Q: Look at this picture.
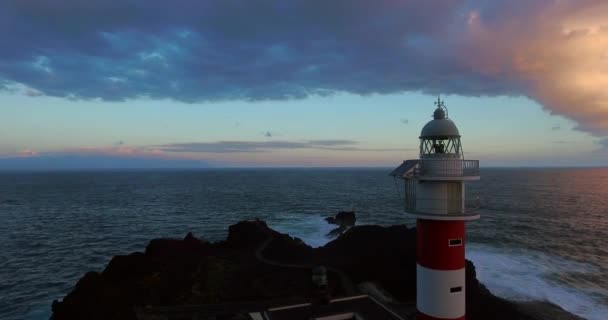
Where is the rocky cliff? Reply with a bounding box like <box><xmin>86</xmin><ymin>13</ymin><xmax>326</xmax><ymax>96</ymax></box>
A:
<box><xmin>50</xmin><ymin>220</ymin><xmax>583</xmax><ymax>320</ymax></box>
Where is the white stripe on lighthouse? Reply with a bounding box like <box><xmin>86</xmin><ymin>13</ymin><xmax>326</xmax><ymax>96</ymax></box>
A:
<box><xmin>417</xmin><ymin>264</ymin><xmax>465</xmax><ymax>319</ymax></box>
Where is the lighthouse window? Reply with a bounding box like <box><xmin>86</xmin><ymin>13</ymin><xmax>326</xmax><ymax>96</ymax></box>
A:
<box><xmin>448</xmin><ymin>238</ymin><xmax>463</xmax><ymax>246</ymax></box>
<box><xmin>450</xmin><ymin>286</ymin><xmax>463</xmax><ymax>293</ymax></box>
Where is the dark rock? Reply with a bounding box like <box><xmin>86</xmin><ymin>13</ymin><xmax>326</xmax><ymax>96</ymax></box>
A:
<box><xmin>326</xmin><ymin>211</ymin><xmax>356</xmax><ymax>228</ymax></box>
<box><xmin>51</xmin><ymin>220</ymin><xmax>582</xmax><ymax>320</ymax></box>
<box><xmin>184</xmin><ymin>232</ymin><xmax>196</xmax><ymax>241</ymax></box>
<box><xmin>325</xmin><ymin>211</ymin><xmax>357</xmax><ymax>237</ymax></box>
<box><xmin>145</xmin><ymin>234</ymin><xmax>211</xmax><ymax>258</ymax></box>
<box><xmin>326</xmin><ymin>225</ymin><xmax>348</xmax><ymax>238</ymax></box>
<box><xmin>261</xmin><ymin>232</ymin><xmax>314</xmax><ymax>265</ymax></box>
<box><xmin>225</xmin><ymin>219</ymin><xmax>270</xmax><ymax>250</ymax></box>
<box><xmin>319</xmin><ymin>225</ymin><xmax>417</xmax><ymax>299</ymax></box>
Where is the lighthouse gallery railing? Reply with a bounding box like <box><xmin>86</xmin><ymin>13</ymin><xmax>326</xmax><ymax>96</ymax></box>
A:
<box><xmin>417</xmin><ymin>159</ymin><xmax>479</xmax><ymax>177</ymax></box>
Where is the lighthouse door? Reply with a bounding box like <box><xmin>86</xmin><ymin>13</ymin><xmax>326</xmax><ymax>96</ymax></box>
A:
<box><xmin>447</xmin><ymin>182</ymin><xmax>462</xmax><ymax>214</ymax></box>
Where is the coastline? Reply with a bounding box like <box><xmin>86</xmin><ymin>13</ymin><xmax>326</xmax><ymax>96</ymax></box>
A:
<box><xmin>50</xmin><ymin>220</ymin><xmax>583</xmax><ymax>320</ymax></box>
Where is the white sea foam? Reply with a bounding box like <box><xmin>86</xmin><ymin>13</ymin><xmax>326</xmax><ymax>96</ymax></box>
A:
<box><xmin>269</xmin><ymin>215</ymin><xmax>335</xmax><ymax>248</ymax></box>
<box><xmin>468</xmin><ymin>243</ymin><xmax>608</xmax><ymax>320</ymax></box>
<box><xmin>271</xmin><ymin>219</ymin><xmax>608</xmax><ymax>320</ymax></box>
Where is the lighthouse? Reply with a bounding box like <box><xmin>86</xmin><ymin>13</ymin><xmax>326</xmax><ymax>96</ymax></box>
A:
<box><xmin>390</xmin><ymin>98</ymin><xmax>480</xmax><ymax>320</ymax></box>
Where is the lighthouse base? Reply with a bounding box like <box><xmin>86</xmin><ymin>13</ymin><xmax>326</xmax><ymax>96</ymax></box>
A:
<box><xmin>416</xmin><ymin>219</ymin><xmax>467</xmax><ymax>320</ymax></box>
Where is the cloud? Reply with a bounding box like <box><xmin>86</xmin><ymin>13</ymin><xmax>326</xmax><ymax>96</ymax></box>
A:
<box><xmin>1</xmin><ymin>1</ymin><xmax>608</xmax><ymax>135</ymax></box>
<box><xmin>24</xmin><ymin>88</ymin><xmax>43</xmax><ymax>97</ymax></box>
<box><xmin>598</xmin><ymin>138</ymin><xmax>608</xmax><ymax>149</ymax></box>
<box><xmin>462</xmin><ymin>0</ymin><xmax>608</xmax><ymax>136</ymax></box>
<box><xmin>1</xmin><ymin>145</ymin><xmax>173</xmax><ymax>160</ymax></box>
<box><xmin>2</xmin><ymin>140</ymin><xmax>403</xmax><ymax>162</ymax></box>
<box><xmin>0</xmin><ymin>139</ymin><xmax>408</xmax><ymax>169</ymax></box>
<box><xmin>591</xmin><ymin>137</ymin><xmax>608</xmax><ymax>155</ymax></box>
<box><xmin>16</xmin><ymin>149</ymin><xmax>38</xmax><ymax>157</ymax></box>
<box><xmin>155</xmin><ymin>140</ymin><xmax>403</xmax><ymax>153</ymax></box>
<box><xmin>307</xmin><ymin>140</ymin><xmax>357</xmax><ymax>146</ymax></box>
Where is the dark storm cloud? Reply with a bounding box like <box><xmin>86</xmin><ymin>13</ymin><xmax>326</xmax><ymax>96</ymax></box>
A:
<box><xmin>2</xmin><ymin>1</ymin><xmax>608</xmax><ymax>136</ymax></box>
<box><xmin>156</xmin><ymin>140</ymin><xmax>402</xmax><ymax>153</ymax></box>
<box><xmin>0</xmin><ymin>0</ymin><xmax>514</xmax><ymax>102</ymax></box>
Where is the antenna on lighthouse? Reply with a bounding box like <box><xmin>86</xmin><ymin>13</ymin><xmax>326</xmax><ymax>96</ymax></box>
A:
<box><xmin>434</xmin><ymin>95</ymin><xmax>448</xmax><ymax>119</ymax></box>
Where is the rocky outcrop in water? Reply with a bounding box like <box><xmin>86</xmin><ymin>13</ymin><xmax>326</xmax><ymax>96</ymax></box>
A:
<box><xmin>325</xmin><ymin>211</ymin><xmax>356</xmax><ymax>227</ymax></box>
<box><xmin>325</xmin><ymin>211</ymin><xmax>356</xmax><ymax>237</ymax></box>
<box><xmin>50</xmin><ymin>220</ymin><xmax>583</xmax><ymax>320</ymax></box>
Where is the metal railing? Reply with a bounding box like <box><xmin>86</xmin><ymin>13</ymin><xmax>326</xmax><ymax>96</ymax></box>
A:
<box><xmin>416</xmin><ymin>159</ymin><xmax>479</xmax><ymax>177</ymax></box>
<box><xmin>404</xmin><ymin>197</ymin><xmax>480</xmax><ymax>214</ymax></box>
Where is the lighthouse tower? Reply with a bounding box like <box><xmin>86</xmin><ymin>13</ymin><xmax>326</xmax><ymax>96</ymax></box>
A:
<box><xmin>390</xmin><ymin>98</ymin><xmax>480</xmax><ymax>320</ymax></box>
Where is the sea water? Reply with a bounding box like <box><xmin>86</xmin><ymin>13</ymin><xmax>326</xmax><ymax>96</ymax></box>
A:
<box><xmin>0</xmin><ymin>168</ymin><xmax>607</xmax><ymax>320</ymax></box>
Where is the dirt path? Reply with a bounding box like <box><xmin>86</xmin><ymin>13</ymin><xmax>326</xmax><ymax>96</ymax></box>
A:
<box><xmin>253</xmin><ymin>226</ymin><xmax>357</xmax><ymax>296</ymax></box>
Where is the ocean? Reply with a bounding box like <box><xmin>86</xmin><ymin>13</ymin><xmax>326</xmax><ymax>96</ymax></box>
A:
<box><xmin>0</xmin><ymin>168</ymin><xmax>607</xmax><ymax>320</ymax></box>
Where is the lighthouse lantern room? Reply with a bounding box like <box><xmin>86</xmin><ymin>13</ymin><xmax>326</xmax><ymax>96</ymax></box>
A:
<box><xmin>390</xmin><ymin>98</ymin><xmax>480</xmax><ymax>320</ymax></box>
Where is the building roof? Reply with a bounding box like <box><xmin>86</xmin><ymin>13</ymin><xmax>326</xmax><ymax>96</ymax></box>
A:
<box><xmin>135</xmin><ymin>295</ymin><xmax>407</xmax><ymax>320</ymax></box>
<box><xmin>264</xmin><ymin>295</ymin><xmax>405</xmax><ymax>320</ymax></box>
<box><xmin>135</xmin><ymin>298</ymin><xmax>304</xmax><ymax>320</ymax></box>
<box><xmin>389</xmin><ymin>160</ymin><xmax>420</xmax><ymax>179</ymax></box>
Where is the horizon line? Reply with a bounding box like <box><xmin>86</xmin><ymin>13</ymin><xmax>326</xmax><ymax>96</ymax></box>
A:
<box><xmin>1</xmin><ymin>165</ymin><xmax>607</xmax><ymax>173</ymax></box>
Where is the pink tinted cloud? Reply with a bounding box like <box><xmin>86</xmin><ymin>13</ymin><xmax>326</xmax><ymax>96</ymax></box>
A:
<box><xmin>16</xmin><ymin>149</ymin><xmax>39</xmax><ymax>157</ymax></box>
<box><xmin>461</xmin><ymin>0</ymin><xmax>608</xmax><ymax>136</ymax></box>
<box><xmin>61</xmin><ymin>145</ymin><xmax>188</xmax><ymax>160</ymax></box>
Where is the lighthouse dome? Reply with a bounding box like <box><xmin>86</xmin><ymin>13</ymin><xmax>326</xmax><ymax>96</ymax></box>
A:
<box><xmin>420</xmin><ymin>104</ymin><xmax>460</xmax><ymax>139</ymax></box>
<box><xmin>420</xmin><ymin>118</ymin><xmax>460</xmax><ymax>139</ymax></box>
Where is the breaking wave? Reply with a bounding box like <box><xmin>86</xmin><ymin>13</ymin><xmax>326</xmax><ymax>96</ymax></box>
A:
<box><xmin>468</xmin><ymin>243</ymin><xmax>608</xmax><ymax>320</ymax></box>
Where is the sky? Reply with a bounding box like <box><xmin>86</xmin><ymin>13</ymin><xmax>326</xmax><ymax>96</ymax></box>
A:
<box><xmin>1</xmin><ymin>0</ymin><xmax>607</xmax><ymax>169</ymax></box>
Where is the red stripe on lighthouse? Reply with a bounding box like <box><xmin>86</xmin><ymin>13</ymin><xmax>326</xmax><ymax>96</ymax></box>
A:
<box><xmin>417</xmin><ymin>220</ymin><xmax>465</xmax><ymax>270</ymax></box>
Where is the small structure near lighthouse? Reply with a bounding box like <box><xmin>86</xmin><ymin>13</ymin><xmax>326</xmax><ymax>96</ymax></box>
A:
<box><xmin>390</xmin><ymin>98</ymin><xmax>480</xmax><ymax>320</ymax></box>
